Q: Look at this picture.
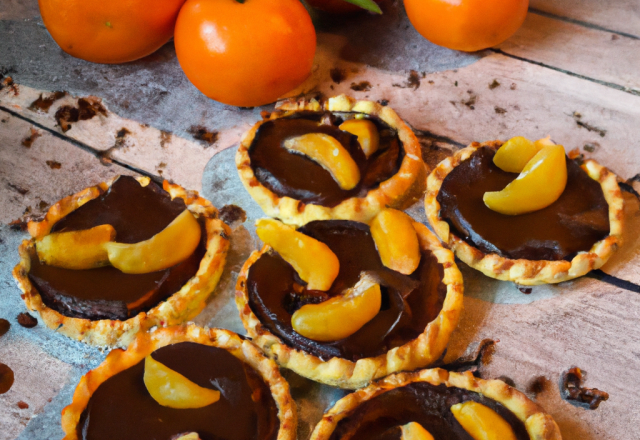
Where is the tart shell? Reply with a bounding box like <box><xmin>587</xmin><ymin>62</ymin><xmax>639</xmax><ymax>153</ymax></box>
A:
<box><xmin>12</xmin><ymin>176</ymin><xmax>231</xmax><ymax>347</ymax></box>
<box><xmin>60</xmin><ymin>324</ymin><xmax>297</xmax><ymax>440</ymax></box>
<box><xmin>425</xmin><ymin>141</ymin><xmax>624</xmax><ymax>286</ymax></box>
<box><xmin>309</xmin><ymin>368</ymin><xmax>562</xmax><ymax>440</ymax></box>
<box><xmin>236</xmin><ymin>95</ymin><xmax>427</xmax><ymax>226</ymax></box>
<box><xmin>235</xmin><ymin>221</ymin><xmax>464</xmax><ymax>389</ymax></box>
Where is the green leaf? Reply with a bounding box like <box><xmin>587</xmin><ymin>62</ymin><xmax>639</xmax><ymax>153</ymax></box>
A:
<box><xmin>342</xmin><ymin>0</ymin><xmax>382</xmax><ymax>14</ymax></box>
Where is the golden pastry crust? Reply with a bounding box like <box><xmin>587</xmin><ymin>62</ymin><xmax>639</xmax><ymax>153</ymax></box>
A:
<box><xmin>61</xmin><ymin>324</ymin><xmax>296</xmax><ymax>440</ymax></box>
<box><xmin>236</xmin><ymin>95</ymin><xmax>427</xmax><ymax>226</ymax></box>
<box><xmin>425</xmin><ymin>141</ymin><xmax>624</xmax><ymax>286</ymax></box>
<box><xmin>235</xmin><ymin>221</ymin><xmax>464</xmax><ymax>389</ymax></box>
<box><xmin>12</xmin><ymin>176</ymin><xmax>231</xmax><ymax>347</ymax></box>
<box><xmin>310</xmin><ymin>368</ymin><xmax>562</xmax><ymax>440</ymax></box>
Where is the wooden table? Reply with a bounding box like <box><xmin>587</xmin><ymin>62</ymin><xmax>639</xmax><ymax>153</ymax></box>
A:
<box><xmin>1</xmin><ymin>1</ymin><xmax>639</xmax><ymax>439</ymax></box>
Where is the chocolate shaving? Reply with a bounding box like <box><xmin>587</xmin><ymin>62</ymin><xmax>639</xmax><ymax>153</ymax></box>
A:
<box><xmin>218</xmin><ymin>204</ymin><xmax>247</xmax><ymax>227</ymax></box>
<box><xmin>17</xmin><ymin>312</ymin><xmax>38</xmax><ymax>328</ymax></box>
<box><xmin>436</xmin><ymin>339</ymin><xmax>498</xmax><ymax>377</ymax></box>
<box><xmin>560</xmin><ymin>367</ymin><xmax>609</xmax><ymax>410</ymax></box>
<box><xmin>0</xmin><ymin>363</ymin><xmax>14</xmax><ymax>394</ymax></box>
<box><xmin>0</xmin><ymin>319</ymin><xmax>10</xmax><ymax>337</ymax></box>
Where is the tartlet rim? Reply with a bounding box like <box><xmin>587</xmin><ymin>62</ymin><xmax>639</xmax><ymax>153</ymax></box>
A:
<box><xmin>12</xmin><ymin>175</ymin><xmax>231</xmax><ymax>347</ymax></box>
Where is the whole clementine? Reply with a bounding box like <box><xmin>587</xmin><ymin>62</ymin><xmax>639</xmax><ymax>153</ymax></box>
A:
<box><xmin>403</xmin><ymin>0</ymin><xmax>529</xmax><ymax>52</ymax></box>
<box><xmin>39</xmin><ymin>0</ymin><xmax>186</xmax><ymax>64</ymax></box>
<box><xmin>174</xmin><ymin>0</ymin><xmax>316</xmax><ymax>107</ymax></box>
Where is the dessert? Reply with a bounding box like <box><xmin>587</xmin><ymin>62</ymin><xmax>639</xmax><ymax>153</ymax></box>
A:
<box><xmin>61</xmin><ymin>324</ymin><xmax>296</xmax><ymax>440</ymax></box>
<box><xmin>425</xmin><ymin>140</ymin><xmax>624</xmax><ymax>285</ymax></box>
<box><xmin>236</xmin><ymin>95</ymin><xmax>426</xmax><ymax>226</ymax></box>
<box><xmin>310</xmin><ymin>368</ymin><xmax>562</xmax><ymax>440</ymax></box>
<box><xmin>13</xmin><ymin>175</ymin><xmax>231</xmax><ymax>347</ymax></box>
<box><xmin>235</xmin><ymin>213</ymin><xmax>463</xmax><ymax>389</ymax></box>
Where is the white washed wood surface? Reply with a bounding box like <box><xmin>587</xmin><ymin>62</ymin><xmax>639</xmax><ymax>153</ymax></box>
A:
<box><xmin>1</xmin><ymin>1</ymin><xmax>640</xmax><ymax>439</ymax></box>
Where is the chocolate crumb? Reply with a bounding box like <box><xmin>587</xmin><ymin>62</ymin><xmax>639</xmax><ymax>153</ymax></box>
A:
<box><xmin>17</xmin><ymin>312</ymin><xmax>38</xmax><ymax>328</ymax></box>
<box><xmin>494</xmin><ymin>106</ymin><xmax>507</xmax><ymax>114</ymax></box>
<box><xmin>0</xmin><ymin>319</ymin><xmax>10</xmax><ymax>337</ymax></box>
<box><xmin>77</xmin><ymin>98</ymin><xmax>107</xmax><ymax>120</ymax></box>
<box><xmin>527</xmin><ymin>376</ymin><xmax>549</xmax><ymax>396</ymax></box>
<box><xmin>438</xmin><ymin>339</ymin><xmax>498</xmax><ymax>377</ymax></box>
<box><xmin>160</xmin><ymin>130</ymin><xmax>172</xmax><ymax>148</ymax></box>
<box><xmin>38</xmin><ymin>200</ymin><xmax>49</xmax><ymax>211</ymax></box>
<box><xmin>329</xmin><ymin>68</ymin><xmax>346</xmax><ymax>84</ymax></box>
<box><xmin>21</xmin><ymin>128</ymin><xmax>41</xmax><ymax>148</ymax></box>
<box><xmin>9</xmin><ymin>219</ymin><xmax>28</xmax><ymax>231</ymax></box>
<box><xmin>510</xmin><ymin>83</ymin><xmax>517</xmax><ymax>90</ymax></box>
<box><xmin>560</xmin><ymin>367</ymin><xmax>609</xmax><ymax>410</ymax></box>
<box><xmin>7</xmin><ymin>182</ymin><xmax>29</xmax><ymax>195</ymax></box>
<box><xmin>489</xmin><ymin>79</ymin><xmax>501</xmax><ymax>90</ymax></box>
<box><xmin>54</xmin><ymin>105</ymin><xmax>79</xmax><ymax>132</ymax></box>
<box><xmin>350</xmin><ymin>81</ymin><xmax>371</xmax><ymax>92</ymax></box>
<box><xmin>518</xmin><ymin>286</ymin><xmax>533</xmax><ymax>294</ymax></box>
<box><xmin>46</xmin><ymin>160</ymin><xmax>62</xmax><ymax>169</ymax></box>
<box><xmin>377</xmin><ymin>99</ymin><xmax>389</xmax><ymax>106</ymax></box>
<box><xmin>0</xmin><ymin>363</ymin><xmax>14</xmax><ymax>394</ymax></box>
<box><xmin>17</xmin><ymin>401</ymin><xmax>29</xmax><ymax>409</ymax></box>
<box><xmin>188</xmin><ymin>125</ymin><xmax>219</xmax><ymax>146</ymax></box>
<box><xmin>583</xmin><ymin>143</ymin><xmax>598</xmax><ymax>153</ymax></box>
<box><xmin>28</xmin><ymin>91</ymin><xmax>67</xmax><ymax>113</ymax></box>
<box><xmin>219</xmin><ymin>205</ymin><xmax>247</xmax><ymax>227</ymax></box>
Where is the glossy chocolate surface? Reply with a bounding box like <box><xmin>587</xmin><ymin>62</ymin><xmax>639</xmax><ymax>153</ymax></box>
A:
<box><xmin>29</xmin><ymin>176</ymin><xmax>204</xmax><ymax>321</ymax></box>
<box><xmin>329</xmin><ymin>382</ymin><xmax>529</xmax><ymax>440</ymax></box>
<box><xmin>247</xmin><ymin>220</ymin><xmax>447</xmax><ymax>362</ymax></box>
<box><xmin>249</xmin><ymin>112</ymin><xmax>403</xmax><ymax>207</ymax></box>
<box><xmin>77</xmin><ymin>342</ymin><xmax>279</xmax><ymax>440</ymax></box>
<box><xmin>437</xmin><ymin>147</ymin><xmax>610</xmax><ymax>261</ymax></box>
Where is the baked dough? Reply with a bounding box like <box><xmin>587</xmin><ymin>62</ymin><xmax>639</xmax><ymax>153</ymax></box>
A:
<box><xmin>425</xmin><ymin>141</ymin><xmax>624</xmax><ymax>285</ymax></box>
<box><xmin>13</xmin><ymin>176</ymin><xmax>231</xmax><ymax>347</ymax></box>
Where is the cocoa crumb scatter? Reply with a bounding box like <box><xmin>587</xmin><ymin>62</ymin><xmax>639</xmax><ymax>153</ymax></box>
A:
<box><xmin>46</xmin><ymin>160</ymin><xmax>62</xmax><ymax>169</ymax></box>
<box><xmin>17</xmin><ymin>401</ymin><xmax>29</xmax><ymax>409</ymax></box>
<box><xmin>219</xmin><ymin>204</ymin><xmax>247</xmax><ymax>226</ymax></box>
<box><xmin>188</xmin><ymin>125</ymin><xmax>219</xmax><ymax>146</ymax></box>
<box><xmin>377</xmin><ymin>99</ymin><xmax>389</xmax><ymax>106</ymax></box>
<box><xmin>489</xmin><ymin>79</ymin><xmax>501</xmax><ymax>89</ymax></box>
<box><xmin>28</xmin><ymin>91</ymin><xmax>68</xmax><ymax>113</ymax></box>
<box><xmin>17</xmin><ymin>312</ymin><xmax>38</xmax><ymax>328</ymax></box>
<box><xmin>0</xmin><ymin>318</ymin><xmax>10</xmax><ymax>337</ymax></box>
<box><xmin>350</xmin><ymin>81</ymin><xmax>371</xmax><ymax>92</ymax></box>
<box><xmin>527</xmin><ymin>376</ymin><xmax>549</xmax><ymax>396</ymax></box>
<box><xmin>21</xmin><ymin>128</ymin><xmax>41</xmax><ymax>148</ymax></box>
<box><xmin>0</xmin><ymin>363</ymin><xmax>14</xmax><ymax>394</ymax></box>
<box><xmin>560</xmin><ymin>367</ymin><xmax>609</xmax><ymax>410</ymax></box>
<box><xmin>329</xmin><ymin>68</ymin><xmax>346</xmax><ymax>84</ymax></box>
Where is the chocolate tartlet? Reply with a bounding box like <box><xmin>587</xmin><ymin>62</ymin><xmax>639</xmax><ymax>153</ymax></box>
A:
<box><xmin>310</xmin><ymin>368</ymin><xmax>562</xmax><ymax>440</ymax></box>
<box><xmin>61</xmin><ymin>324</ymin><xmax>296</xmax><ymax>440</ymax></box>
<box><xmin>236</xmin><ymin>95</ymin><xmax>426</xmax><ymax>226</ymax></box>
<box><xmin>426</xmin><ymin>141</ymin><xmax>623</xmax><ymax>285</ymax></box>
<box><xmin>236</xmin><ymin>220</ymin><xmax>463</xmax><ymax>389</ymax></box>
<box><xmin>13</xmin><ymin>176</ymin><xmax>231</xmax><ymax>347</ymax></box>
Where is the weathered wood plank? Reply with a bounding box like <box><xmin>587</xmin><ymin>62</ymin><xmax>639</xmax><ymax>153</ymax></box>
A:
<box><xmin>530</xmin><ymin>0</ymin><xmax>640</xmax><ymax>39</ymax></box>
<box><xmin>0</xmin><ymin>110</ymin><xmax>135</xmax><ymax>224</ymax></box>
<box><xmin>498</xmin><ymin>12</ymin><xmax>640</xmax><ymax>93</ymax></box>
<box><xmin>445</xmin><ymin>279</ymin><xmax>640</xmax><ymax>440</ymax></box>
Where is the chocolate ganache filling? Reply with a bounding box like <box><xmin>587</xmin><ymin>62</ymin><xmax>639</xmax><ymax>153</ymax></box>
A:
<box><xmin>436</xmin><ymin>147</ymin><xmax>610</xmax><ymax>261</ymax></box>
<box><xmin>28</xmin><ymin>176</ymin><xmax>206</xmax><ymax>321</ymax></box>
<box><xmin>328</xmin><ymin>382</ymin><xmax>529</xmax><ymax>440</ymax></box>
<box><xmin>247</xmin><ymin>220</ymin><xmax>447</xmax><ymax>362</ymax></box>
<box><xmin>249</xmin><ymin>112</ymin><xmax>403</xmax><ymax>207</ymax></box>
<box><xmin>77</xmin><ymin>342</ymin><xmax>279</xmax><ymax>440</ymax></box>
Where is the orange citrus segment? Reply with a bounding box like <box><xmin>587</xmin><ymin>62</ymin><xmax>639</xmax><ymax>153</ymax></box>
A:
<box><xmin>35</xmin><ymin>224</ymin><xmax>115</xmax><ymax>270</ymax></box>
<box><xmin>255</xmin><ymin>218</ymin><xmax>339</xmax><ymax>291</ymax></box>
<box><xmin>284</xmin><ymin>133</ymin><xmax>361</xmax><ymax>190</ymax></box>
<box><xmin>291</xmin><ymin>275</ymin><xmax>381</xmax><ymax>341</ymax></box>
<box><xmin>484</xmin><ymin>145</ymin><xmax>567</xmax><ymax>215</ymax></box>
<box><xmin>493</xmin><ymin>136</ymin><xmax>539</xmax><ymax>173</ymax></box>
<box><xmin>105</xmin><ymin>209</ymin><xmax>201</xmax><ymax>274</ymax></box>
<box><xmin>370</xmin><ymin>209</ymin><xmax>421</xmax><ymax>275</ymax></box>
<box><xmin>339</xmin><ymin>119</ymin><xmax>380</xmax><ymax>158</ymax></box>
<box><xmin>450</xmin><ymin>401</ymin><xmax>517</xmax><ymax>440</ymax></box>
<box><xmin>143</xmin><ymin>355</ymin><xmax>220</xmax><ymax>409</ymax></box>
<box><xmin>401</xmin><ymin>422</ymin><xmax>435</xmax><ymax>440</ymax></box>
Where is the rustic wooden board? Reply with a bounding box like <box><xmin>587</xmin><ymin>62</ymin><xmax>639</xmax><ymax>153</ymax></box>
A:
<box><xmin>498</xmin><ymin>12</ymin><xmax>640</xmax><ymax>93</ymax></box>
<box><xmin>530</xmin><ymin>0</ymin><xmax>640</xmax><ymax>38</ymax></box>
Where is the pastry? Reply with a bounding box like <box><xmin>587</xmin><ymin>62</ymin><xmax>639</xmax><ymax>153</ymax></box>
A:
<box><xmin>235</xmin><ymin>213</ymin><xmax>463</xmax><ymax>389</ymax></box>
<box><xmin>425</xmin><ymin>141</ymin><xmax>623</xmax><ymax>285</ymax></box>
<box><xmin>61</xmin><ymin>324</ymin><xmax>296</xmax><ymax>440</ymax></box>
<box><xmin>13</xmin><ymin>175</ymin><xmax>230</xmax><ymax>347</ymax></box>
<box><xmin>310</xmin><ymin>368</ymin><xmax>562</xmax><ymax>440</ymax></box>
<box><xmin>236</xmin><ymin>95</ymin><xmax>426</xmax><ymax>226</ymax></box>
